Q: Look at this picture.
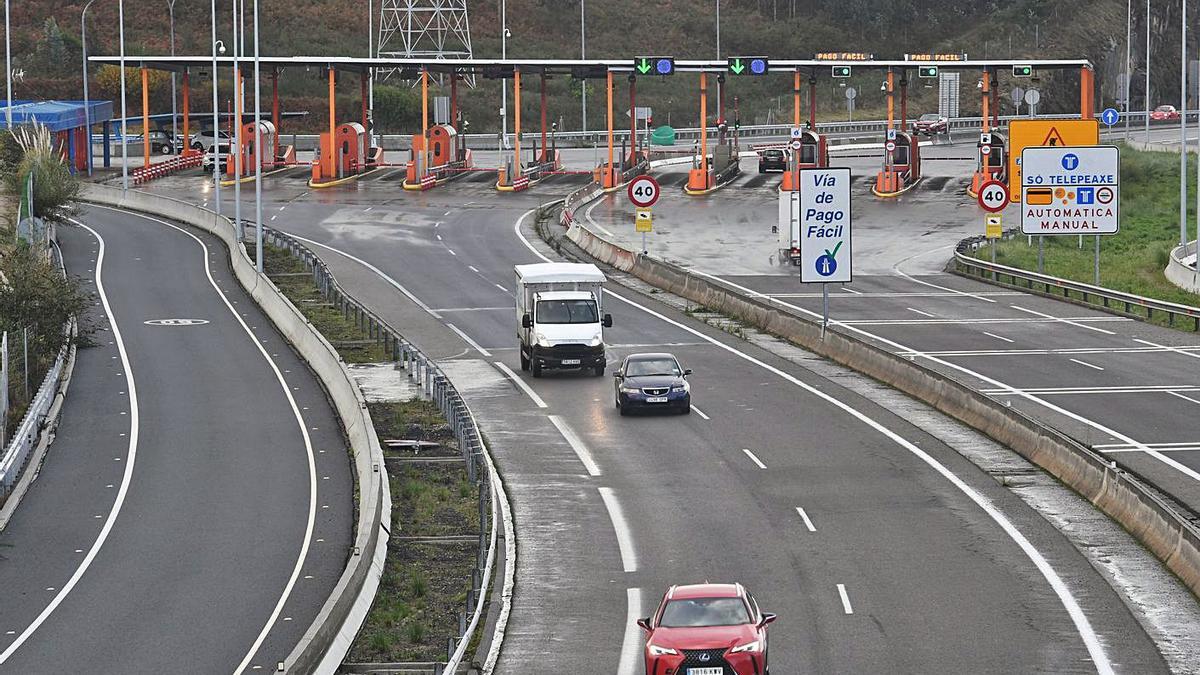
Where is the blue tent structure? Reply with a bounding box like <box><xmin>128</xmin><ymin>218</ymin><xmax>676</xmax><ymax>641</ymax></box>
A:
<box><xmin>0</xmin><ymin>100</ymin><xmax>115</xmax><ymax>174</ymax></box>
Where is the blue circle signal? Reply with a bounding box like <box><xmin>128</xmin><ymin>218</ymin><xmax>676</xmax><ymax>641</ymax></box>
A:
<box><xmin>655</xmin><ymin>58</ymin><xmax>674</xmax><ymax>75</ymax></box>
<box><xmin>815</xmin><ymin>254</ymin><xmax>838</xmax><ymax>277</ymax></box>
<box><xmin>750</xmin><ymin>58</ymin><xmax>768</xmax><ymax>75</ymax></box>
<box><xmin>1101</xmin><ymin>107</ymin><xmax>1120</xmax><ymax>126</ymax></box>
<box><xmin>1061</xmin><ymin>153</ymin><xmax>1080</xmax><ymax>171</ymax></box>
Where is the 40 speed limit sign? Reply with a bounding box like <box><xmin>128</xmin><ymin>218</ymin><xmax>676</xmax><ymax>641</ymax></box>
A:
<box><xmin>627</xmin><ymin>174</ymin><xmax>661</xmax><ymax>208</ymax></box>
<box><xmin>977</xmin><ymin>179</ymin><xmax>1010</xmax><ymax>213</ymax></box>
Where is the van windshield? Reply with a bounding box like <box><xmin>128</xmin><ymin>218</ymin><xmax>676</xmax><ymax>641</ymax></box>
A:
<box><xmin>536</xmin><ymin>299</ymin><xmax>598</xmax><ymax>324</ymax></box>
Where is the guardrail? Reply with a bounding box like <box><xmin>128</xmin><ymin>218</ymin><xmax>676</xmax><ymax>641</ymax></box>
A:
<box><xmin>954</xmin><ymin>231</ymin><xmax>1200</xmax><ymax>331</ymax></box>
<box><xmin>262</xmin><ymin>225</ymin><xmax>509</xmax><ymax>675</ymax></box>
<box><xmin>0</xmin><ymin>334</ymin><xmax>71</xmax><ymax>502</ymax></box>
<box><xmin>131</xmin><ymin>153</ymin><xmax>203</xmax><ymax>184</ymax></box>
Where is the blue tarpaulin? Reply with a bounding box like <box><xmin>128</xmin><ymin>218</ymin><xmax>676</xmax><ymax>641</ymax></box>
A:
<box><xmin>0</xmin><ymin>100</ymin><xmax>114</xmax><ymax>132</ymax></box>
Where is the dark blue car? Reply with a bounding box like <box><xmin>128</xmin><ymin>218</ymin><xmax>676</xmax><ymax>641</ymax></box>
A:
<box><xmin>614</xmin><ymin>353</ymin><xmax>692</xmax><ymax>415</ymax></box>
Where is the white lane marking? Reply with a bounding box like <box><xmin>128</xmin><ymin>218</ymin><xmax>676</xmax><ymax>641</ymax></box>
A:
<box><xmin>436</xmin><ymin>234</ymin><xmax>443</xmax><ymax>240</ymax></box>
<box><xmin>443</xmin><ymin>210</ymin><xmax>452</xmax><ymax>216</ymax></box>
<box><xmin>468</xmin><ymin>265</ymin><xmax>480</xmax><ymax>273</ymax></box>
<box><xmin>286</xmin><ymin>233</ymin><xmax>443</xmax><ymax>318</ymax></box>
<box><xmin>1096</xmin><ymin>441</ymin><xmax>1200</xmax><ymax>453</ymax></box>
<box><xmin>837</xmin><ymin>584</ymin><xmax>854</xmax><ymax>614</ymax></box>
<box><xmin>493</xmin><ymin>361</ymin><xmax>548</xmax><ymax>408</ymax></box>
<box><xmin>690</xmin><ymin>405</ymin><xmax>711</xmax><ymax>420</ymax></box>
<box><xmin>598</xmin><ymin>487</ymin><xmax>637</xmax><ymax>572</ymax></box>
<box><xmin>446</xmin><ymin>323</ymin><xmax>493</xmax><ymax>357</ymax></box>
<box><xmin>278</xmin><ymin>205</ymin><xmax>286</xmax><ymax>211</ymax></box>
<box><xmin>549</xmin><ymin>415</ymin><xmax>602</xmax><ymax>477</ymax></box>
<box><xmin>741</xmin><ymin>448</ymin><xmax>768</xmax><ymax>469</ymax></box>
<box><xmin>839</xmin><ymin>316</ymin><xmax>1128</xmax><ymax>326</ymax></box>
<box><xmin>0</xmin><ymin>222</ymin><xmax>142</xmax><ymax>665</ymax></box>
<box><xmin>447</xmin><ymin>249</ymin><xmax>457</xmax><ymax>256</ymax></box>
<box><xmin>906</xmin><ymin>307</ymin><xmax>936</xmax><ymax>318</ymax></box>
<box><xmin>431</xmin><ymin>306</ymin><xmax>511</xmax><ymax>313</ymax></box>
<box><xmin>1069</xmin><ymin>358</ymin><xmax>1105</xmax><ymax>371</ymax></box>
<box><xmin>364</xmin><ymin>206</ymin><xmax>373</xmax><ymax>213</ymax></box>
<box><xmin>982</xmin><ymin>332</ymin><xmax>1015</xmax><ymax>343</ymax></box>
<box><xmin>1011</xmin><ymin>304</ymin><xmax>1116</xmax><ymax>335</ymax></box>
<box><xmin>86</xmin><ymin>206</ymin><xmax>318</xmax><ymax>674</ymax></box>
<box><xmin>1168</xmin><ymin>390</ymin><xmax>1200</xmax><ymax>407</ymax></box>
<box><xmin>619</xmin><ymin>588</ymin><xmax>643</xmax><ymax>675</ymax></box>
<box><xmin>982</xmin><ymin>385</ymin><xmax>1200</xmax><ymax>395</ymax></box>
<box><xmin>902</xmin><ymin>345</ymin><xmax>1200</xmax><ymax>357</ymax></box>
<box><xmin>494</xmin><ymin>283</ymin><xmax>509</xmax><ymax>293</ymax></box>
<box><xmin>796</xmin><ymin>507</ymin><xmax>817</xmax><ymax>532</ymax></box>
<box><xmin>770</xmin><ymin>291</ymin><xmax>1022</xmax><ymax>298</ymax></box>
<box><xmin>843</xmin><ymin>286</ymin><xmax>863</xmax><ymax>295</ymax></box>
<box><xmin>583</xmin><ymin>194</ymin><xmax>617</xmax><ymax>237</ymax></box>
<box><xmin>1134</xmin><ymin>337</ymin><xmax>1200</xmax><ymax>361</ymax></box>
<box><xmin>892</xmin><ymin>256</ymin><xmax>998</xmax><ymax>303</ymax></box>
<box><xmin>512</xmin><ymin>212</ymin><xmax>1115</xmax><ymax>674</ymax></box>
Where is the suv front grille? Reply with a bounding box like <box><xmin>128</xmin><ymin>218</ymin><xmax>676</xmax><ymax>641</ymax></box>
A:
<box><xmin>679</xmin><ymin>648</ymin><xmax>732</xmax><ymax>670</ymax></box>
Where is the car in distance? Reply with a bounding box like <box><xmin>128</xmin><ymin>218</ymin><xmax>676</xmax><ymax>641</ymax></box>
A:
<box><xmin>191</xmin><ymin>129</ymin><xmax>233</xmax><ymax>151</ymax></box>
<box><xmin>202</xmin><ymin>143</ymin><xmax>231</xmax><ymax>174</ymax></box>
<box><xmin>638</xmin><ymin>583</ymin><xmax>776</xmax><ymax>675</ymax></box>
<box><xmin>614</xmin><ymin>352</ymin><xmax>691</xmax><ymax>415</ymax></box>
<box><xmin>144</xmin><ymin>130</ymin><xmax>177</xmax><ymax>155</ymax></box>
<box><xmin>758</xmin><ymin>148</ymin><xmax>787</xmax><ymax>173</ymax></box>
<box><xmin>1150</xmin><ymin>104</ymin><xmax>1181</xmax><ymax>121</ymax></box>
<box><xmin>912</xmin><ymin>112</ymin><xmax>948</xmax><ymax>136</ymax></box>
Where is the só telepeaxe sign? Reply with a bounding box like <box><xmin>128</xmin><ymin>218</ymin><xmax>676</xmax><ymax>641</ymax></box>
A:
<box><xmin>1020</xmin><ymin>146</ymin><xmax>1119</xmax><ymax>235</ymax></box>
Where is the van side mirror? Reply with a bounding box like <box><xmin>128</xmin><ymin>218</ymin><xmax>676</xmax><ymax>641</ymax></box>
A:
<box><xmin>522</xmin><ymin>314</ymin><xmax>532</xmax><ymax>329</ymax></box>
<box><xmin>759</xmin><ymin>612</ymin><xmax>778</xmax><ymax>627</ymax></box>
<box><xmin>636</xmin><ymin>618</ymin><xmax>652</xmax><ymax>631</ymax></box>
<box><xmin>603</xmin><ymin>313</ymin><xmax>613</xmax><ymax>328</ymax></box>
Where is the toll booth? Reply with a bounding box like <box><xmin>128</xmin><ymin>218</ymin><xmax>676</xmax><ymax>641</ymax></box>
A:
<box><xmin>227</xmin><ymin>120</ymin><xmax>276</xmax><ymax>178</ymax></box>
<box><xmin>406</xmin><ymin>123</ymin><xmax>474</xmax><ymax>190</ymax></box>
<box><xmin>874</xmin><ymin>131</ymin><xmax>922</xmax><ymax>197</ymax></box>
<box><xmin>780</xmin><ymin>130</ymin><xmax>829</xmax><ymax>191</ymax></box>
<box><xmin>970</xmin><ymin>132</ymin><xmax>1007</xmax><ymax>195</ymax></box>
<box><xmin>313</xmin><ymin>122</ymin><xmax>377</xmax><ymax>183</ymax></box>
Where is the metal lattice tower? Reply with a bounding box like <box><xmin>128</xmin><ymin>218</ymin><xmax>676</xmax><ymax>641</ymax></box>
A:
<box><xmin>378</xmin><ymin>0</ymin><xmax>476</xmax><ymax>85</ymax></box>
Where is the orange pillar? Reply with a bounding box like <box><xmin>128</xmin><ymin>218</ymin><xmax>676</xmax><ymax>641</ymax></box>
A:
<box><xmin>808</xmin><ymin>76</ymin><xmax>816</xmax><ymax>128</ymax></box>
<box><xmin>141</xmin><ymin>66</ymin><xmax>150</xmax><ymax>168</ymax></box>
<box><xmin>981</xmin><ymin>69</ymin><xmax>991</xmax><ymax>134</ymax></box>
<box><xmin>1080</xmin><ymin>67</ymin><xmax>1095</xmax><ymax>119</ymax></box>
<box><xmin>361</xmin><ymin>70</ymin><xmax>369</xmax><ymax>133</ymax></box>
<box><xmin>421</xmin><ymin>68</ymin><xmax>429</xmax><ymax>175</ymax></box>
<box><xmin>886</xmin><ymin>68</ymin><xmax>894</xmax><ymax>131</ymax></box>
<box><xmin>271</xmin><ymin>68</ymin><xmax>280</xmax><ymax>163</ymax></box>
<box><xmin>541</xmin><ymin>73</ymin><xmax>549</xmax><ymax>164</ymax></box>
<box><xmin>793</xmin><ymin>69</ymin><xmax>801</xmax><ymax>128</ymax></box>
<box><xmin>327</xmin><ymin>67</ymin><xmax>336</xmax><ymax>178</ymax></box>
<box><xmin>233</xmin><ymin>64</ymin><xmax>243</xmax><ymax>178</ymax></box>
<box><xmin>700</xmin><ymin>73</ymin><xmax>708</xmax><ymax>175</ymax></box>
<box><xmin>182</xmin><ymin>70</ymin><xmax>190</xmax><ymax>156</ymax></box>
<box><xmin>450</xmin><ymin>73</ymin><xmax>459</xmax><ymax>129</ymax></box>
<box><xmin>514</xmin><ymin>68</ymin><xmax>522</xmax><ymax>177</ymax></box>
<box><xmin>629</xmin><ymin>75</ymin><xmax>638</xmax><ymax>165</ymax></box>
<box><xmin>606</xmin><ymin>70</ymin><xmax>614</xmax><ymax>187</ymax></box>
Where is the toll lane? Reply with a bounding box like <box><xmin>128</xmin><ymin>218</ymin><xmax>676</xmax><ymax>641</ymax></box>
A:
<box><xmin>0</xmin><ymin>207</ymin><xmax>353</xmax><ymax>672</ymax></box>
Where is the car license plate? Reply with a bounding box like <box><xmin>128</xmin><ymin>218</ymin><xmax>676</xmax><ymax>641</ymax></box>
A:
<box><xmin>688</xmin><ymin>669</ymin><xmax>723</xmax><ymax>675</ymax></box>
<box><xmin>561</xmin><ymin>359</ymin><xmax>581</xmax><ymax>365</ymax></box>
<box><xmin>646</xmin><ymin>396</ymin><xmax>668</xmax><ymax>403</ymax></box>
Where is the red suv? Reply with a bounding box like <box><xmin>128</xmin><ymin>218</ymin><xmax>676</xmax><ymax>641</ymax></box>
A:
<box><xmin>638</xmin><ymin>583</ymin><xmax>776</xmax><ymax>675</ymax></box>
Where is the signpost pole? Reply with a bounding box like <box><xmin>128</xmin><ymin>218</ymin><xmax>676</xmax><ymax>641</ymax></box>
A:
<box><xmin>1094</xmin><ymin>235</ymin><xmax>1101</xmax><ymax>284</ymax></box>
<box><xmin>821</xmin><ymin>283</ymin><xmax>829</xmax><ymax>337</ymax></box>
<box><xmin>1037</xmin><ymin>236</ymin><xmax>1044</xmax><ymax>274</ymax></box>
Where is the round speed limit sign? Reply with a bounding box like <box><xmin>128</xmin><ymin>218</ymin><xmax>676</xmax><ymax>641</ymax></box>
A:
<box><xmin>627</xmin><ymin>175</ymin><xmax>661</xmax><ymax>208</ymax></box>
<box><xmin>977</xmin><ymin>179</ymin><xmax>1010</xmax><ymax>213</ymax></box>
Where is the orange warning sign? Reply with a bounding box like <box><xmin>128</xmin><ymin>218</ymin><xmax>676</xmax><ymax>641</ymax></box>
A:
<box><xmin>1008</xmin><ymin>119</ymin><xmax>1099</xmax><ymax>201</ymax></box>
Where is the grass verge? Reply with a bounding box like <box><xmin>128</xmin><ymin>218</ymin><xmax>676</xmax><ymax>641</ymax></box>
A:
<box><xmin>971</xmin><ymin>147</ymin><xmax>1200</xmax><ymax>329</ymax></box>
<box><xmin>252</xmin><ymin>242</ymin><xmax>485</xmax><ymax>666</ymax></box>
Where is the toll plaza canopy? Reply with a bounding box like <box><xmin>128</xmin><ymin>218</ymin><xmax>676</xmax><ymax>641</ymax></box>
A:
<box><xmin>88</xmin><ymin>55</ymin><xmax>1093</xmax><ymax>75</ymax></box>
<box><xmin>0</xmin><ymin>100</ymin><xmax>113</xmax><ymax>131</ymax></box>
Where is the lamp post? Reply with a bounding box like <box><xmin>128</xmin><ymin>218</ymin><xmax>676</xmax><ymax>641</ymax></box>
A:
<box><xmin>119</xmin><ymin>0</ymin><xmax>128</xmax><ymax>191</ymax></box>
<box><xmin>1144</xmin><ymin>0</ymin><xmax>1151</xmax><ymax>144</ymax></box>
<box><xmin>211</xmin><ymin>0</ymin><xmax>224</xmax><ymax>224</ymax></box>
<box><xmin>233</xmin><ymin>0</ymin><xmax>242</xmax><ymax>241</ymax></box>
<box><xmin>1180</xmin><ymin>0</ymin><xmax>1188</xmax><ymax>247</ymax></box>
<box><xmin>81</xmin><ymin>0</ymin><xmax>99</xmax><ymax>175</ymax></box>
<box><xmin>501</xmin><ymin>0</ymin><xmax>508</xmax><ymax>149</ymax></box>
<box><xmin>5</xmin><ymin>0</ymin><xmax>11</xmax><ymax>128</ymax></box>
<box><xmin>168</xmin><ymin>0</ymin><xmax>178</xmax><ymax>152</ymax></box>
<box><xmin>1124</xmin><ymin>0</ymin><xmax>1132</xmax><ymax>141</ymax></box>
<box><xmin>715</xmin><ymin>0</ymin><xmax>720</xmax><ymax>59</ymax></box>
<box><xmin>580</xmin><ymin>0</ymin><xmax>585</xmax><ymax>132</ymax></box>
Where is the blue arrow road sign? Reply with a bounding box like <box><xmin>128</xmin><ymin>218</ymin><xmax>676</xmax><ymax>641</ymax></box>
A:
<box><xmin>1101</xmin><ymin>108</ymin><xmax>1120</xmax><ymax>126</ymax></box>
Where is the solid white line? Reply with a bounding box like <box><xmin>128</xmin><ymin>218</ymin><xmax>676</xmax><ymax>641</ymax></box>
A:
<box><xmin>1011</xmin><ymin>304</ymin><xmax>1116</xmax><ymax>335</ymax></box>
<box><xmin>583</xmin><ymin>196</ymin><xmax>616</xmax><ymax>238</ymax></box>
<box><xmin>839</xmin><ymin>317</ymin><xmax>1128</xmax><ymax>326</ymax></box>
<box><xmin>446</xmin><ymin>323</ymin><xmax>493</xmax><ymax>357</ymax></box>
<box><xmin>88</xmin><ymin>206</ymin><xmax>318</xmax><ymax>674</ymax></box>
<box><xmin>796</xmin><ymin>507</ymin><xmax>817</xmax><ymax>532</ymax></box>
<box><xmin>1168</xmin><ymin>390</ymin><xmax>1200</xmax><ymax>407</ymax></box>
<box><xmin>742</xmin><ymin>448</ymin><xmax>768</xmax><ymax>469</ymax></box>
<box><xmin>598</xmin><ymin>487</ymin><xmax>638</xmax><ymax>572</ymax></box>
<box><xmin>515</xmin><ymin>221</ymin><xmax>1115</xmax><ymax>674</ymax></box>
<box><xmin>1094</xmin><ymin>441</ymin><xmax>1200</xmax><ymax>449</ymax></box>
<box><xmin>906</xmin><ymin>307</ymin><xmax>936</xmax><ymax>318</ymax></box>
<box><xmin>619</xmin><ymin>587</ymin><xmax>644</xmax><ymax>675</ymax></box>
<box><xmin>492</xmin><ymin>361</ymin><xmax>548</xmax><ymax>408</ymax></box>
<box><xmin>982</xmin><ymin>331</ymin><xmax>1015</xmax><ymax>343</ymax></box>
<box><xmin>286</xmin><ymin>233</ymin><xmax>443</xmax><ymax>319</ymax></box>
<box><xmin>549</xmin><ymin>415</ymin><xmax>602</xmax><ymax>477</ymax></box>
<box><xmin>1134</xmin><ymin>337</ymin><xmax>1200</xmax><ymax>361</ymax></box>
<box><xmin>892</xmin><ymin>261</ymin><xmax>998</xmax><ymax>304</ymax></box>
<box><xmin>1097</xmin><ymin>444</ymin><xmax>1200</xmax><ymax>453</ymax></box>
<box><xmin>843</xmin><ymin>286</ymin><xmax>863</xmax><ymax>295</ymax></box>
<box><xmin>837</xmin><ymin>584</ymin><xmax>854</xmax><ymax>614</ymax></box>
<box><xmin>690</xmin><ymin>405</ymin><xmax>711</xmax><ymax>420</ymax></box>
<box><xmin>0</xmin><ymin>222</ymin><xmax>142</xmax><ymax>665</ymax></box>
<box><xmin>1069</xmin><ymin>358</ymin><xmax>1105</xmax><ymax>371</ymax></box>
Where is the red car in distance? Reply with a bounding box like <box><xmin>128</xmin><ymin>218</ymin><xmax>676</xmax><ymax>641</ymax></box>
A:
<box><xmin>638</xmin><ymin>583</ymin><xmax>776</xmax><ymax>675</ymax></box>
<box><xmin>1151</xmin><ymin>104</ymin><xmax>1181</xmax><ymax>121</ymax></box>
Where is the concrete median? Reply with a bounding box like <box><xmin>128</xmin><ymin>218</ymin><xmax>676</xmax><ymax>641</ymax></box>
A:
<box><xmin>77</xmin><ymin>183</ymin><xmax>389</xmax><ymax>674</ymax></box>
<box><xmin>562</xmin><ymin>217</ymin><xmax>1200</xmax><ymax>600</ymax></box>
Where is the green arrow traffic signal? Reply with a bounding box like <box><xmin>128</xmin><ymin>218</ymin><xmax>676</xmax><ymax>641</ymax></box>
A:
<box><xmin>636</xmin><ymin>58</ymin><xmax>652</xmax><ymax>74</ymax></box>
<box><xmin>730</xmin><ymin>58</ymin><xmax>745</xmax><ymax>75</ymax></box>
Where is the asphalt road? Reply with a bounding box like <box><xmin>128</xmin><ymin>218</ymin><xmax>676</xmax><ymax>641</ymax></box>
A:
<box><xmin>0</xmin><ymin>206</ymin><xmax>353</xmax><ymax>672</ymax></box>
<box><xmin>138</xmin><ymin>164</ymin><xmax>1177</xmax><ymax>673</ymax></box>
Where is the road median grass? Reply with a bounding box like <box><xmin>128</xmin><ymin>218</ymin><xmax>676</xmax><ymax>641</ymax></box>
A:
<box><xmin>972</xmin><ymin>147</ymin><xmax>1200</xmax><ymax>327</ymax></box>
<box><xmin>256</xmin><ymin>242</ymin><xmax>483</xmax><ymax>667</ymax></box>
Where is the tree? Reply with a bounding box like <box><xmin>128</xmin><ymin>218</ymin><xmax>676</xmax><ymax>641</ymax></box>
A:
<box><xmin>0</xmin><ymin>243</ymin><xmax>93</xmax><ymax>367</ymax></box>
<box><xmin>32</xmin><ymin>17</ymin><xmax>69</xmax><ymax>76</ymax></box>
<box><xmin>373</xmin><ymin>85</ymin><xmax>422</xmax><ymax>132</ymax></box>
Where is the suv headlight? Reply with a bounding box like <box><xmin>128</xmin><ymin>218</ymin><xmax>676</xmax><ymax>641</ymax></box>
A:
<box><xmin>729</xmin><ymin>639</ymin><xmax>761</xmax><ymax>653</ymax></box>
<box><xmin>648</xmin><ymin>644</ymin><xmax>678</xmax><ymax>656</ymax></box>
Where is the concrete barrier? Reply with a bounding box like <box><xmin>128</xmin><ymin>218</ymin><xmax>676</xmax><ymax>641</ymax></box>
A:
<box><xmin>77</xmin><ymin>184</ymin><xmax>389</xmax><ymax>674</ymax></box>
<box><xmin>562</xmin><ymin>219</ymin><xmax>1200</xmax><ymax>599</ymax></box>
<box><xmin>1166</xmin><ymin>241</ymin><xmax>1200</xmax><ymax>294</ymax></box>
